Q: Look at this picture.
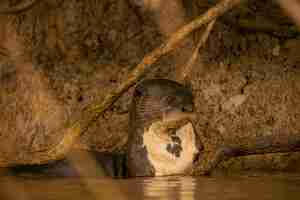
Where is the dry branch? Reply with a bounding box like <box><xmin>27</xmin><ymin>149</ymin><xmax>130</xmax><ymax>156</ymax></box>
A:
<box><xmin>0</xmin><ymin>0</ymin><xmax>41</xmax><ymax>14</ymax></box>
<box><xmin>88</xmin><ymin>0</ymin><xmax>243</xmax><ymax>114</ymax></box>
<box><xmin>1</xmin><ymin>0</ymin><xmax>244</xmax><ymax>166</ymax></box>
<box><xmin>177</xmin><ymin>19</ymin><xmax>216</xmax><ymax>82</ymax></box>
<box><xmin>196</xmin><ymin>132</ymin><xmax>300</xmax><ymax>175</ymax></box>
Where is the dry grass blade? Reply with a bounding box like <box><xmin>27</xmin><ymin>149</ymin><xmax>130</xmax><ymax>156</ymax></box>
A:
<box><xmin>177</xmin><ymin>19</ymin><xmax>216</xmax><ymax>82</ymax></box>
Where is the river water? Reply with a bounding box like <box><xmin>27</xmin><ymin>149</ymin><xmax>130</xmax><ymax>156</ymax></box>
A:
<box><xmin>0</xmin><ymin>173</ymin><xmax>300</xmax><ymax>200</ymax></box>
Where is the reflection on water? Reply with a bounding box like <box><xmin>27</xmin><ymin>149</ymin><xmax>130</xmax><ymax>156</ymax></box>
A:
<box><xmin>143</xmin><ymin>176</ymin><xmax>197</xmax><ymax>200</ymax></box>
<box><xmin>0</xmin><ymin>174</ymin><xmax>300</xmax><ymax>200</ymax></box>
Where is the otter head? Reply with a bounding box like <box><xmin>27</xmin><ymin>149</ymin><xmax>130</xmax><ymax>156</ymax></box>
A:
<box><xmin>132</xmin><ymin>79</ymin><xmax>195</xmax><ymax>131</ymax></box>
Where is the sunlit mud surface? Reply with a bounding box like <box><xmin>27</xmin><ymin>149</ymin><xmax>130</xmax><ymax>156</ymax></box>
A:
<box><xmin>0</xmin><ymin>173</ymin><xmax>300</xmax><ymax>200</ymax></box>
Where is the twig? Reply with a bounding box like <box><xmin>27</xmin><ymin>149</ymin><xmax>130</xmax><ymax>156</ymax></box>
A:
<box><xmin>177</xmin><ymin>19</ymin><xmax>216</xmax><ymax>82</ymax></box>
<box><xmin>0</xmin><ymin>0</ymin><xmax>41</xmax><ymax>14</ymax></box>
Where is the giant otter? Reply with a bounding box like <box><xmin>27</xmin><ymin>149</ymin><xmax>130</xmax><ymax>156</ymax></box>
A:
<box><xmin>127</xmin><ymin>79</ymin><xmax>202</xmax><ymax>177</ymax></box>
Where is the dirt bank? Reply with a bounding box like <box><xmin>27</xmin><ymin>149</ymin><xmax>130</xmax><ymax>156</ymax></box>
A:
<box><xmin>0</xmin><ymin>0</ymin><xmax>299</xmax><ymax>173</ymax></box>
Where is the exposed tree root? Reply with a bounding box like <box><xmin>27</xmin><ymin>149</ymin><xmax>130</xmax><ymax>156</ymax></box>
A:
<box><xmin>196</xmin><ymin>133</ymin><xmax>300</xmax><ymax>175</ymax></box>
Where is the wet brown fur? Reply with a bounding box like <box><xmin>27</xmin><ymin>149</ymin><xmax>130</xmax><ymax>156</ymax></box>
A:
<box><xmin>127</xmin><ymin>79</ymin><xmax>195</xmax><ymax>177</ymax></box>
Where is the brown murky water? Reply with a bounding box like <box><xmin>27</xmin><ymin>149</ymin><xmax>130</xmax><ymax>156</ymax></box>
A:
<box><xmin>0</xmin><ymin>174</ymin><xmax>300</xmax><ymax>200</ymax></box>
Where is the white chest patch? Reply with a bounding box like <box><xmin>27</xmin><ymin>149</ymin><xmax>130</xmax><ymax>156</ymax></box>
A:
<box><xmin>143</xmin><ymin>122</ymin><xmax>198</xmax><ymax>176</ymax></box>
